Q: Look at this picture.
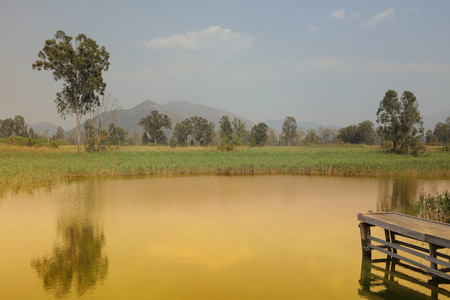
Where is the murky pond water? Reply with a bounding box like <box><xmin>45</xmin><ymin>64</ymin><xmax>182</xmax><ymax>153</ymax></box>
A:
<box><xmin>1</xmin><ymin>175</ymin><xmax>449</xmax><ymax>299</ymax></box>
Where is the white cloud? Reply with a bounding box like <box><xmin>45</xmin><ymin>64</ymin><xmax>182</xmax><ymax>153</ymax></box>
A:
<box><xmin>310</xmin><ymin>25</ymin><xmax>319</xmax><ymax>34</ymax></box>
<box><xmin>360</xmin><ymin>8</ymin><xmax>395</xmax><ymax>29</ymax></box>
<box><xmin>330</xmin><ymin>9</ymin><xmax>346</xmax><ymax>20</ymax></box>
<box><xmin>140</xmin><ymin>26</ymin><xmax>253</xmax><ymax>53</ymax></box>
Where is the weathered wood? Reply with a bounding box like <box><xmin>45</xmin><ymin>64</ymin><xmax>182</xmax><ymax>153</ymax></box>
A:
<box><xmin>368</xmin><ymin>235</ymin><xmax>450</xmax><ymax>269</ymax></box>
<box><xmin>359</xmin><ymin>222</ymin><xmax>372</xmax><ymax>258</ymax></box>
<box><xmin>358</xmin><ymin>212</ymin><xmax>450</xmax><ymax>282</ymax></box>
<box><xmin>358</xmin><ymin>212</ymin><xmax>450</xmax><ymax>248</ymax></box>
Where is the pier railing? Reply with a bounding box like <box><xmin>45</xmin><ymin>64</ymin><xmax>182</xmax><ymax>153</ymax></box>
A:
<box><xmin>358</xmin><ymin>212</ymin><xmax>450</xmax><ymax>282</ymax></box>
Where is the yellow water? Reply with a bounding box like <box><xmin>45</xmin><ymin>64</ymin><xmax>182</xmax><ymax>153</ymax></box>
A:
<box><xmin>0</xmin><ymin>175</ymin><xmax>449</xmax><ymax>299</ymax></box>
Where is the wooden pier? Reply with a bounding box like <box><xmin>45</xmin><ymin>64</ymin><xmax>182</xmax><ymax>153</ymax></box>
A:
<box><xmin>358</xmin><ymin>212</ymin><xmax>450</xmax><ymax>282</ymax></box>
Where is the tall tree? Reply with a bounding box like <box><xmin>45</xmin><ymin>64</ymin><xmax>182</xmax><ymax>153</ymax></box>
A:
<box><xmin>281</xmin><ymin>116</ymin><xmax>298</xmax><ymax>146</ymax></box>
<box><xmin>32</xmin><ymin>30</ymin><xmax>110</xmax><ymax>151</ymax></box>
<box><xmin>377</xmin><ymin>90</ymin><xmax>423</xmax><ymax>154</ymax></box>
<box><xmin>250</xmin><ymin>123</ymin><xmax>269</xmax><ymax>146</ymax></box>
<box><xmin>398</xmin><ymin>91</ymin><xmax>423</xmax><ymax>154</ymax></box>
<box><xmin>377</xmin><ymin>90</ymin><xmax>401</xmax><ymax>152</ymax></box>
<box><xmin>219</xmin><ymin>116</ymin><xmax>233</xmax><ymax>139</ymax></box>
<box><xmin>138</xmin><ymin>110</ymin><xmax>172</xmax><ymax>146</ymax></box>
<box><xmin>53</xmin><ymin>126</ymin><xmax>65</xmax><ymax>140</ymax></box>
<box><xmin>231</xmin><ymin>118</ymin><xmax>248</xmax><ymax>144</ymax></box>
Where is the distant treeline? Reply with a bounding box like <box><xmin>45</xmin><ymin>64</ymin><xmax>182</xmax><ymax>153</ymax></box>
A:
<box><xmin>2</xmin><ymin>113</ymin><xmax>449</xmax><ymax>151</ymax></box>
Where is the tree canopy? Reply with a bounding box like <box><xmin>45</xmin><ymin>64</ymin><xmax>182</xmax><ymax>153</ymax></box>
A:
<box><xmin>32</xmin><ymin>30</ymin><xmax>110</xmax><ymax>151</ymax></box>
<box><xmin>377</xmin><ymin>90</ymin><xmax>423</xmax><ymax>154</ymax></box>
<box><xmin>138</xmin><ymin>110</ymin><xmax>172</xmax><ymax>146</ymax></box>
<box><xmin>250</xmin><ymin>123</ymin><xmax>269</xmax><ymax>146</ymax></box>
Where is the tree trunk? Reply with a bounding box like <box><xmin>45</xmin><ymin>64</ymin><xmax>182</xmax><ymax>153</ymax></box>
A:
<box><xmin>76</xmin><ymin>112</ymin><xmax>81</xmax><ymax>152</ymax></box>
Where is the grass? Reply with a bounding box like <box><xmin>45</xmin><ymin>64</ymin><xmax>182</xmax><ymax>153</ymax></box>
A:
<box><xmin>386</xmin><ymin>190</ymin><xmax>450</xmax><ymax>223</ymax></box>
<box><xmin>1</xmin><ymin>144</ymin><xmax>449</xmax><ymax>194</ymax></box>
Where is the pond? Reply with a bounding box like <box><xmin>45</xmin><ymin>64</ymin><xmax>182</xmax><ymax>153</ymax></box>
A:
<box><xmin>1</xmin><ymin>175</ymin><xmax>449</xmax><ymax>299</ymax></box>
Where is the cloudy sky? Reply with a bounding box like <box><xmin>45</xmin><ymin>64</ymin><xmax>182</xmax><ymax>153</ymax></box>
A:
<box><xmin>1</xmin><ymin>0</ymin><xmax>449</xmax><ymax>129</ymax></box>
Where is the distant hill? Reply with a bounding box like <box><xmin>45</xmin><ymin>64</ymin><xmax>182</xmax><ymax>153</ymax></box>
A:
<box><xmin>29</xmin><ymin>122</ymin><xmax>59</xmax><ymax>136</ymax></box>
<box><xmin>68</xmin><ymin>99</ymin><xmax>255</xmax><ymax>135</ymax></box>
<box><xmin>264</xmin><ymin>120</ymin><xmax>341</xmax><ymax>133</ymax></box>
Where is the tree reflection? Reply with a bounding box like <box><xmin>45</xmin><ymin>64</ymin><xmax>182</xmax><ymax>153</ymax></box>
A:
<box><xmin>31</xmin><ymin>183</ymin><xmax>108</xmax><ymax>298</ymax></box>
<box><xmin>377</xmin><ymin>178</ymin><xmax>420</xmax><ymax>214</ymax></box>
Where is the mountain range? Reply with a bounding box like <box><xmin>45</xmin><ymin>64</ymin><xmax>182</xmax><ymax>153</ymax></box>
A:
<box><xmin>30</xmin><ymin>99</ymin><xmax>449</xmax><ymax>136</ymax></box>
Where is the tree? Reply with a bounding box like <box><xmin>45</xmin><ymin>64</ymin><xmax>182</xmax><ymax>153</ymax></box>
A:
<box><xmin>0</xmin><ymin>115</ymin><xmax>28</xmax><ymax>138</ymax></box>
<box><xmin>377</xmin><ymin>90</ymin><xmax>423</xmax><ymax>154</ymax></box>
<box><xmin>433</xmin><ymin>117</ymin><xmax>450</xmax><ymax>143</ymax></box>
<box><xmin>266</xmin><ymin>128</ymin><xmax>278</xmax><ymax>146</ymax></box>
<box><xmin>281</xmin><ymin>116</ymin><xmax>298</xmax><ymax>146</ymax></box>
<box><xmin>32</xmin><ymin>30</ymin><xmax>110</xmax><ymax>151</ymax></box>
<box><xmin>355</xmin><ymin>121</ymin><xmax>375</xmax><ymax>145</ymax></box>
<box><xmin>190</xmin><ymin>116</ymin><xmax>215</xmax><ymax>146</ymax></box>
<box><xmin>107</xmin><ymin>124</ymin><xmax>127</xmax><ymax>145</ymax></box>
<box><xmin>398</xmin><ymin>91</ymin><xmax>423</xmax><ymax>154</ymax></box>
<box><xmin>231</xmin><ymin>118</ymin><xmax>248</xmax><ymax>144</ymax></box>
<box><xmin>52</xmin><ymin>126</ymin><xmax>65</xmax><ymax>140</ymax></box>
<box><xmin>304</xmin><ymin>129</ymin><xmax>319</xmax><ymax>145</ymax></box>
<box><xmin>219</xmin><ymin>116</ymin><xmax>233</xmax><ymax>139</ymax></box>
<box><xmin>337</xmin><ymin>125</ymin><xmax>358</xmax><ymax>144</ymax></box>
<box><xmin>138</xmin><ymin>110</ymin><xmax>172</xmax><ymax>146</ymax></box>
<box><xmin>377</xmin><ymin>90</ymin><xmax>401</xmax><ymax>152</ymax></box>
<box><xmin>250</xmin><ymin>123</ymin><xmax>269</xmax><ymax>146</ymax></box>
<box><xmin>173</xmin><ymin>118</ymin><xmax>193</xmax><ymax>146</ymax></box>
<box><xmin>318</xmin><ymin>126</ymin><xmax>336</xmax><ymax>144</ymax></box>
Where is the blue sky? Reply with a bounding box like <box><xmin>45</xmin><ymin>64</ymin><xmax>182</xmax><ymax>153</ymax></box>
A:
<box><xmin>1</xmin><ymin>0</ymin><xmax>449</xmax><ymax>130</ymax></box>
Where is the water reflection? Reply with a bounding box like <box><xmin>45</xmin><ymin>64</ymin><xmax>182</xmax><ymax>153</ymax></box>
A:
<box><xmin>376</xmin><ymin>178</ymin><xmax>446</xmax><ymax>214</ymax></box>
<box><xmin>359</xmin><ymin>257</ymin><xmax>450</xmax><ymax>299</ymax></box>
<box><xmin>31</xmin><ymin>183</ymin><xmax>108</xmax><ymax>298</ymax></box>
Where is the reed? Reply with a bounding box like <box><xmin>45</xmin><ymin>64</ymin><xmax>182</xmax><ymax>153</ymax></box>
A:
<box><xmin>1</xmin><ymin>144</ymin><xmax>449</xmax><ymax>193</ymax></box>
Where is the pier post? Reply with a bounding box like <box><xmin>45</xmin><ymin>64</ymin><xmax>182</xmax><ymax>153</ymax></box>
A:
<box><xmin>359</xmin><ymin>222</ymin><xmax>372</xmax><ymax>258</ymax></box>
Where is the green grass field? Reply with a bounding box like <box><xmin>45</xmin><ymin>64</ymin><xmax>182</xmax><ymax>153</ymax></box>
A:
<box><xmin>1</xmin><ymin>144</ymin><xmax>449</xmax><ymax>193</ymax></box>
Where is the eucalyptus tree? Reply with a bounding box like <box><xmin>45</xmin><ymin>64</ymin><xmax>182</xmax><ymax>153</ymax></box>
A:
<box><xmin>281</xmin><ymin>116</ymin><xmax>298</xmax><ymax>146</ymax></box>
<box><xmin>377</xmin><ymin>90</ymin><xmax>423</xmax><ymax>154</ymax></box>
<box><xmin>138</xmin><ymin>110</ymin><xmax>172</xmax><ymax>146</ymax></box>
<box><xmin>32</xmin><ymin>30</ymin><xmax>110</xmax><ymax>151</ymax></box>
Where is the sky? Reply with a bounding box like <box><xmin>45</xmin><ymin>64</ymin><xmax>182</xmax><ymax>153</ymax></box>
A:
<box><xmin>1</xmin><ymin>0</ymin><xmax>449</xmax><ymax>130</ymax></box>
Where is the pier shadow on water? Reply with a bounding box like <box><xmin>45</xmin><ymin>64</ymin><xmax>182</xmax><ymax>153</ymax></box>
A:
<box><xmin>31</xmin><ymin>183</ymin><xmax>109</xmax><ymax>299</ymax></box>
<box><xmin>359</xmin><ymin>256</ymin><xmax>450</xmax><ymax>300</ymax></box>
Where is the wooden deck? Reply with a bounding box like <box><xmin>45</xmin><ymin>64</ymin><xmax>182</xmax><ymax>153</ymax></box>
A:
<box><xmin>358</xmin><ymin>212</ymin><xmax>450</xmax><ymax>282</ymax></box>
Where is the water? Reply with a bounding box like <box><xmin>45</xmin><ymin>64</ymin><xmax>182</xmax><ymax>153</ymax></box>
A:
<box><xmin>0</xmin><ymin>175</ymin><xmax>449</xmax><ymax>299</ymax></box>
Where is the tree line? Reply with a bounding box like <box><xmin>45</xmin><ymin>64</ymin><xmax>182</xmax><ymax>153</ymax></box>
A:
<box><xmin>27</xmin><ymin>31</ymin><xmax>449</xmax><ymax>154</ymax></box>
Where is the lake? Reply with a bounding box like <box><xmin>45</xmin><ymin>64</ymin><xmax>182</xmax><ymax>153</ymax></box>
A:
<box><xmin>1</xmin><ymin>175</ymin><xmax>449</xmax><ymax>299</ymax></box>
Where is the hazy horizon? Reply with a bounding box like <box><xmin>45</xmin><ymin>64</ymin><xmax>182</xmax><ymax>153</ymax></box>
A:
<box><xmin>1</xmin><ymin>0</ymin><xmax>449</xmax><ymax>130</ymax></box>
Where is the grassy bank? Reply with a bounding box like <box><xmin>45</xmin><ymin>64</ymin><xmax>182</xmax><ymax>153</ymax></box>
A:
<box><xmin>1</xmin><ymin>145</ymin><xmax>449</xmax><ymax>193</ymax></box>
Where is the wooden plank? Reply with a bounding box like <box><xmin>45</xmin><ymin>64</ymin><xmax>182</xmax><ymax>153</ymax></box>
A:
<box><xmin>368</xmin><ymin>244</ymin><xmax>450</xmax><ymax>281</ymax></box>
<box><xmin>368</xmin><ymin>235</ymin><xmax>450</xmax><ymax>269</ymax></box>
<box><xmin>358</xmin><ymin>212</ymin><xmax>450</xmax><ymax>248</ymax></box>
<box><xmin>396</xmin><ymin>240</ymin><xmax>450</xmax><ymax>260</ymax></box>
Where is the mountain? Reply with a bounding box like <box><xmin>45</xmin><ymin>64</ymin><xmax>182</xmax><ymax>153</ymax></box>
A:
<box><xmin>162</xmin><ymin>100</ymin><xmax>255</xmax><ymax>128</ymax></box>
<box><xmin>67</xmin><ymin>99</ymin><xmax>255</xmax><ymax>136</ymax></box>
<box><xmin>264</xmin><ymin>120</ymin><xmax>341</xmax><ymax>133</ymax></box>
<box><xmin>29</xmin><ymin>122</ymin><xmax>59</xmax><ymax>136</ymax></box>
